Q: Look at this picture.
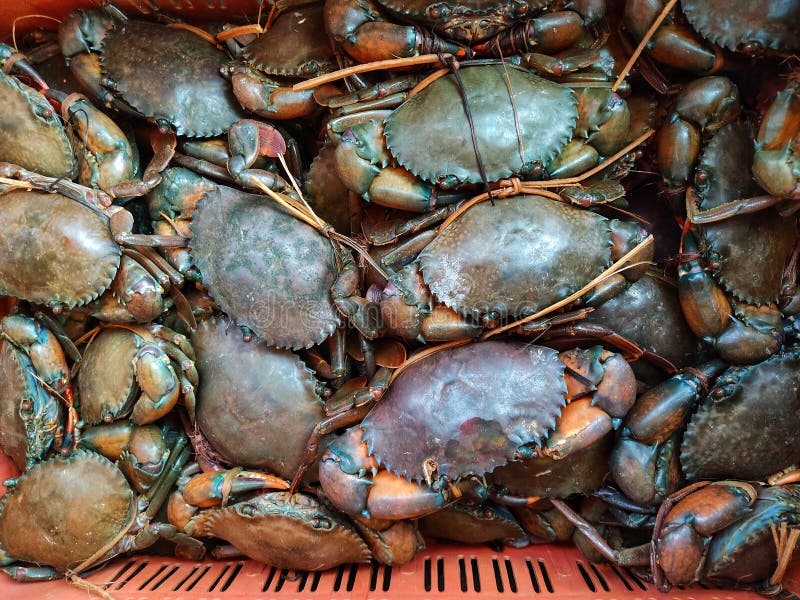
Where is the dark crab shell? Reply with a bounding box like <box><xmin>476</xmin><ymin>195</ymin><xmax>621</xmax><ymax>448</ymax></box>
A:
<box><xmin>681</xmin><ymin>0</ymin><xmax>800</xmax><ymax>52</ymax></box>
<box><xmin>418</xmin><ymin>195</ymin><xmax>613</xmax><ymax>319</ymax></box>
<box><xmin>419</xmin><ymin>503</ymin><xmax>525</xmax><ymax>544</ymax></box>
<box><xmin>77</xmin><ymin>328</ymin><xmax>140</xmax><ymax>425</ymax></box>
<box><xmin>185</xmin><ymin>492</ymin><xmax>370</xmax><ymax>571</ymax></box>
<box><xmin>704</xmin><ymin>485</ymin><xmax>800</xmax><ymax>584</ymax></box>
<box><xmin>100</xmin><ymin>20</ymin><xmax>244</xmax><ymax>137</ymax></box>
<box><xmin>361</xmin><ymin>341</ymin><xmax>568</xmax><ymax>482</ymax></box>
<box><xmin>0</xmin><ymin>340</ymin><xmax>60</xmax><ymax>470</ymax></box>
<box><xmin>191</xmin><ymin>317</ymin><xmax>326</xmax><ymax>479</ymax></box>
<box><xmin>384</xmin><ymin>64</ymin><xmax>577</xmax><ymax>186</ymax></box>
<box><xmin>681</xmin><ymin>347</ymin><xmax>800</xmax><ymax>481</ymax></box>
<box><xmin>376</xmin><ymin>0</ymin><xmax>549</xmax><ymax>43</ymax></box>
<box><xmin>696</xmin><ymin>122</ymin><xmax>797</xmax><ymax>306</ymax></box>
<box><xmin>242</xmin><ymin>4</ymin><xmax>336</xmax><ymax>78</ymax></box>
<box><xmin>0</xmin><ymin>450</ymin><xmax>134</xmax><ymax>572</ymax></box>
<box><xmin>0</xmin><ymin>71</ymin><xmax>74</xmax><ymax>177</ymax></box>
<box><xmin>0</xmin><ymin>190</ymin><xmax>120</xmax><ymax>308</ymax></box>
<box><xmin>188</xmin><ymin>184</ymin><xmax>341</xmax><ymax>349</ymax></box>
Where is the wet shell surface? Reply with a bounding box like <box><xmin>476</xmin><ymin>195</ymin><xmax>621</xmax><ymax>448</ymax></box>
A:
<box><xmin>0</xmin><ymin>450</ymin><xmax>134</xmax><ymax>571</ymax></box>
<box><xmin>418</xmin><ymin>196</ymin><xmax>612</xmax><ymax>318</ymax></box>
<box><xmin>189</xmin><ymin>184</ymin><xmax>341</xmax><ymax>349</ymax></box>
<box><xmin>101</xmin><ymin>20</ymin><xmax>243</xmax><ymax>137</ymax></box>
<box><xmin>0</xmin><ymin>190</ymin><xmax>120</xmax><ymax>308</ymax></box>
<box><xmin>384</xmin><ymin>64</ymin><xmax>577</xmax><ymax>185</ymax></box>
<box><xmin>191</xmin><ymin>317</ymin><xmax>325</xmax><ymax>479</ymax></box>
<box><xmin>361</xmin><ymin>341</ymin><xmax>567</xmax><ymax>482</ymax></box>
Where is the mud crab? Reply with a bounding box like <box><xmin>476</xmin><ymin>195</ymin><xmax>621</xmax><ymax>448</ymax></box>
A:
<box><xmin>557</xmin><ymin>481</ymin><xmax>800</xmax><ymax>593</ymax></box>
<box><xmin>326</xmin><ymin>0</ymin><xmax>604</xmax><ymax>63</ymax></box>
<box><xmin>0</xmin><ymin>439</ymin><xmax>200</xmax><ymax>581</ymax></box>
<box><xmin>623</xmin><ymin>0</ymin><xmax>800</xmax><ymax>75</ymax></box>
<box><xmin>0</xmin><ymin>167</ymin><xmax>182</xmax><ymax>322</ymax></box>
<box><xmin>419</xmin><ymin>503</ymin><xmax>526</xmax><ymax>545</ymax></box>
<box><xmin>316</xmin><ymin>341</ymin><xmax>636</xmax><ymax>521</ymax></box>
<box><xmin>0</xmin><ymin>314</ymin><xmax>77</xmax><ymax>470</ymax></box>
<box><xmin>369</xmin><ymin>194</ymin><xmax>652</xmax><ymax>341</ymax></box>
<box><xmin>331</xmin><ymin>62</ymin><xmax>643</xmax><ymax>212</ymax></box>
<box><xmin>168</xmin><ymin>465</ymin><xmax>422</xmax><ymax>568</ymax></box>
<box><xmin>77</xmin><ymin>324</ymin><xmax>198</xmax><ymax>426</ymax></box>
<box><xmin>222</xmin><ymin>3</ymin><xmax>342</xmax><ymax>120</ymax></box>
<box><xmin>657</xmin><ymin>77</ymin><xmax>799</xmax><ymax>362</ymax></box>
<box><xmin>149</xmin><ymin>168</ymin><xmax>377</xmax><ymax>349</ymax></box>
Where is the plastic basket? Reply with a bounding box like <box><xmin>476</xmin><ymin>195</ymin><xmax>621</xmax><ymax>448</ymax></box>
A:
<box><xmin>1</xmin><ymin>1</ymin><xmax>799</xmax><ymax>597</ymax></box>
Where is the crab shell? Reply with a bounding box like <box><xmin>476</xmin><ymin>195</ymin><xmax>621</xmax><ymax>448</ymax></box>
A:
<box><xmin>361</xmin><ymin>341</ymin><xmax>567</xmax><ymax>483</ymax></box>
<box><xmin>0</xmin><ymin>339</ymin><xmax>61</xmax><ymax>470</ymax></box>
<box><xmin>418</xmin><ymin>195</ymin><xmax>614</xmax><ymax>319</ymax></box>
<box><xmin>383</xmin><ymin>64</ymin><xmax>577</xmax><ymax>187</ymax></box>
<box><xmin>419</xmin><ymin>503</ymin><xmax>525</xmax><ymax>544</ymax></box>
<box><xmin>0</xmin><ymin>450</ymin><xmax>134</xmax><ymax>572</ymax></box>
<box><xmin>242</xmin><ymin>4</ymin><xmax>336</xmax><ymax>78</ymax></box>
<box><xmin>681</xmin><ymin>347</ymin><xmax>800</xmax><ymax>481</ymax></box>
<box><xmin>0</xmin><ymin>190</ymin><xmax>120</xmax><ymax>308</ymax></box>
<box><xmin>188</xmin><ymin>183</ymin><xmax>341</xmax><ymax>349</ymax></box>
<box><xmin>100</xmin><ymin>20</ymin><xmax>243</xmax><ymax>137</ymax></box>
<box><xmin>375</xmin><ymin>0</ymin><xmax>550</xmax><ymax>43</ymax></box>
<box><xmin>190</xmin><ymin>317</ymin><xmax>326</xmax><ymax>479</ymax></box>
<box><xmin>184</xmin><ymin>491</ymin><xmax>370</xmax><ymax>570</ymax></box>
<box><xmin>0</xmin><ymin>71</ymin><xmax>74</xmax><ymax>177</ymax></box>
<box><xmin>78</xmin><ymin>328</ymin><xmax>143</xmax><ymax>425</ymax></box>
<box><xmin>695</xmin><ymin>122</ymin><xmax>797</xmax><ymax>306</ymax></box>
<box><xmin>681</xmin><ymin>0</ymin><xmax>800</xmax><ymax>52</ymax></box>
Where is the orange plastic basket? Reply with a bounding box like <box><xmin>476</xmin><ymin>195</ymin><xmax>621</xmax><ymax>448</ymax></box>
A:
<box><xmin>1</xmin><ymin>1</ymin><xmax>800</xmax><ymax>598</ymax></box>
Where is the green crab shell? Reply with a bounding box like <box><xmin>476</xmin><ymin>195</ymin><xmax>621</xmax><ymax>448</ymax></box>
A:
<box><xmin>0</xmin><ymin>341</ymin><xmax>61</xmax><ymax>470</ymax></box>
<box><xmin>682</xmin><ymin>0</ymin><xmax>800</xmax><ymax>51</ymax></box>
<box><xmin>418</xmin><ymin>195</ymin><xmax>612</xmax><ymax>319</ymax></box>
<box><xmin>77</xmin><ymin>328</ymin><xmax>140</xmax><ymax>425</ymax></box>
<box><xmin>0</xmin><ymin>71</ymin><xmax>74</xmax><ymax>177</ymax></box>
<box><xmin>384</xmin><ymin>64</ymin><xmax>578</xmax><ymax>186</ymax></box>
<box><xmin>0</xmin><ymin>190</ymin><xmax>120</xmax><ymax>308</ymax></box>
<box><xmin>361</xmin><ymin>341</ymin><xmax>568</xmax><ymax>482</ymax></box>
<box><xmin>377</xmin><ymin>0</ymin><xmax>549</xmax><ymax>43</ymax></box>
<box><xmin>191</xmin><ymin>317</ymin><xmax>326</xmax><ymax>479</ymax></box>
<box><xmin>186</xmin><ymin>492</ymin><xmax>370</xmax><ymax>571</ymax></box>
<box><xmin>189</xmin><ymin>184</ymin><xmax>341</xmax><ymax>350</ymax></box>
<box><xmin>681</xmin><ymin>348</ymin><xmax>800</xmax><ymax>481</ymax></box>
<box><xmin>100</xmin><ymin>20</ymin><xmax>244</xmax><ymax>137</ymax></box>
<box><xmin>705</xmin><ymin>485</ymin><xmax>800</xmax><ymax>584</ymax></box>
<box><xmin>0</xmin><ymin>450</ymin><xmax>134</xmax><ymax>572</ymax></box>
<box><xmin>242</xmin><ymin>4</ymin><xmax>336</xmax><ymax>78</ymax></box>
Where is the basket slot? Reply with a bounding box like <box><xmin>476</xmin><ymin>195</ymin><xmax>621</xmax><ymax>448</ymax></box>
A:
<box><xmin>184</xmin><ymin>564</ymin><xmax>211</xmax><ymax>590</ymax></box>
<box><xmin>623</xmin><ymin>566</ymin><xmax>648</xmax><ymax>591</ymax></box>
<box><xmin>150</xmin><ymin>565</ymin><xmax>179</xmax><ymax>590</ymax></box>
<box><xmin>137</xmin><ymin>564</ymin><xmax>168</xmax><ymax>590</ymax></box>
<box><xmin>504</xmin><ymin>557</ymin><xmax>519</xmax><ymax>593</ymax></box>
<box><xmin>115</xmin><ymin>560</ymin><xmax>148</xmax><ymax>589</ymax></box>
<box><xmin>491</xmin><ymin>557</ymin><xmax>505</xmax><ymax>592</ymax></box>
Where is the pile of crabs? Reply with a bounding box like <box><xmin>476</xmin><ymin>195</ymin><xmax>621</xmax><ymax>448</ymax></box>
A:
<box><xmin>0</xmin><ymin>0</ymin><xmax>800</xmax><ymax>594</ymax></box>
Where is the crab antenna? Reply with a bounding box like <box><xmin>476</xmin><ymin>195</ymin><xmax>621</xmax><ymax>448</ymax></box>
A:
<box><xmin>611</xmin><ymin>0</ymin><xmax>679</xmax><ymax>93</ymax></box>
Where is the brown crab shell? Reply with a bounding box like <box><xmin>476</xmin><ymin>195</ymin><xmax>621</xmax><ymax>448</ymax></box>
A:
<box><xmin>376</xmin><ymin>0</ymin><xmax>548</xmax><ymax>43</ymax></box>
<box><xmin>681</xmin><ymin>0</ymin><xmax>800</xmax><ymax>52</ymax></box>
<box><xmin>361</xmin><ymin>341</ymin><xmax>567</xmax><ymax>482</ymax></box>
<box><xmin>418</xmin><ymin>195</ymin><xmax>613</xmax><ymax>319</ymax></box>
<box><xmin>191</xmin><ymin>317</ymin><xmax>326</xmax><ymax>479</ymax></box>
<box><xmin>384</xmin><ymin>64</ymin><xmax>577</xmax><ymax>186</ymax></box>
<box><xmin>0</xmin><ymin>71</ymin><xmax>74</xmax><ymax>177</ymax></box>
<box><xmin>681</xmin><ymin>347</ymin><xmax>800</xmax><ymax>481</ymax></box>
<box><xmin>185</xmin><ymin>492</ymin><xmax>370</xmax><ymax>571</ymax></box>
<box><xmin>77</xmin><ymin>328</ymin><xmax>141</xmax><ymax>425</ymax></box>
<box><xmin>696</xmin><ymin>123</ymin><xmax>797</xmax><ymax>306</ymax></box>
<box><xmin>242</xmin><ymin>4</ymin><xmax>336</xmax><ymax>78</ymax></box>
<box><xmin>188</xmin><ymin>184</ymin><xmax>341</xmax><ymax>349</ymax></box>
<box><xmin>0</xmin><ymin>450</ymin><xmax>134</xmax><ymax>572</ymax></box>
<box><xmin>0</xmin><ymin>340</ymin><xmax>60</xmax><ymax>470</ymax></box>
<box><xmin>0</xmin><ymin>190</ymin><xmax>120</xmax><ymax>308</ymax></box>
<box><xmin>100</xmin><ymin>20</ymin><xmax>244</xmax><ymax>137</ymax></box>
<box><xmin>419</xmin><ymin>503</ymin><xmax>525</xmax><ymax>544</ymax></box>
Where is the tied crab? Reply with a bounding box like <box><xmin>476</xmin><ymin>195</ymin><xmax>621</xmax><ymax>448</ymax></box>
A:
<box><xmin>325</xmin><ymin>0</ymin><xmax>605</xmax><ymax>64</ymax></box>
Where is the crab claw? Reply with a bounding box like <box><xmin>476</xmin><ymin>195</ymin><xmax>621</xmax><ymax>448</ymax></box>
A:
<box><xmin>181</xmin><ymin>469</ymin><xmax>289</xmax><ymax>508</ymax></box>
